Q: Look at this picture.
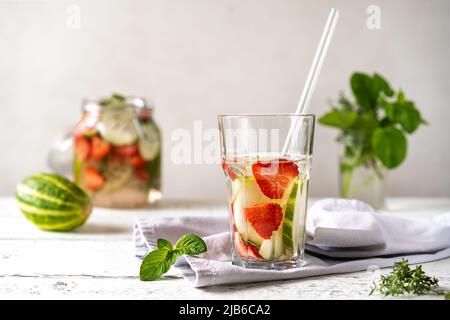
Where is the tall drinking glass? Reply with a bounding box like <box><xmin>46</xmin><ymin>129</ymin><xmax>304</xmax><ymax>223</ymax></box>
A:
<box><xmin>218</xmin><ymin>114</ymin><xmax>315</xmax><ymax>270</ymax></box>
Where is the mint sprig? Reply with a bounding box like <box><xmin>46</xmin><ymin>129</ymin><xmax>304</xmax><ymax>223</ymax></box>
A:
<box><xmin>139</xmin><ymin>234</ymin><xmax>207</xmax><ymax>281</ymax></box>
<box><xmin>319</xmin><ymin>72</ymin><xmax>427</xmax><ymax>171</ymax></box>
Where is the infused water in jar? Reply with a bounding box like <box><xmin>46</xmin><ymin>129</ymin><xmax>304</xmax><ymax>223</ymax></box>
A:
<box><xmin>73</xmin><ymin>94</ymin><xmax>162</xmax><ymax>208</ymax></box>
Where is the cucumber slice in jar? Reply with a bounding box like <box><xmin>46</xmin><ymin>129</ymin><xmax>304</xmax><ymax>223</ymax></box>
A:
<box><xmin>97</xmin><ymin>165</ymin><xmax>133</xmax><ymax>195</ymax></box>
<box><xmin>138</xmin><ymin>121</ymin><xmax>161</xmax><ymax>161</ymax></box>
<box><xmin>98</xmin><ymin>109</ymin><xmax>138</xmax><ymax>146</ymax></box>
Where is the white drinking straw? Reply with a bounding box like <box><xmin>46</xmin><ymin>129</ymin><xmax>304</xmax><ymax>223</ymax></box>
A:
<box><xmin>282</xmin><ymin>8</ymin><xmax>340</xmax><ymax>155</ymax></box>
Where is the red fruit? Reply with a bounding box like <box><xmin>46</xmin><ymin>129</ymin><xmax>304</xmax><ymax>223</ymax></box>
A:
<box><xmin>246</xmin><ymin>243</ymin><xmax>262</xmax><ymax>260</ymax></box>
<box><xmin>135</xmin><ymin>168</ymin><xmax>149</xmax><ymax>181</ymax></box>
<box><xmin>139</xmin><ymin>110</ymin><xmax>151</xmax><ymax>120</ymax></box>
<box><xmin>252</xmin><ymin>160</ymin><xmax>299</xmax><ymax>199</ymax></box>
<box><xmin>222</xmin><ymin>163</ymin><xmax>238</xmax><ymax>180</ymax></box>
<box><xmin>130</xmin><ymin>154</ymin><xmax>147</xmax><ymax>168</ymax></box>
<box><xmin>84</xmin><ymin>167</ymin><xmax>105</xmax><ymax>190</ymax></box>
<box><xmin>113</xmin><ymin>144</ymin><xmax>138</xmax><ymax>157</ymax></box>
<box><xmin>233</xmin><ymin>232</ymin><xmax>262</xmax><ymax>261</ymax></box>
<box><xmin>244</xmin><ymin>203</ymin><xmax>283</xmax><ymax>239</ymax></box>
<box><xmin>75</xmin><ymin>137</ymin><xmax>90</xmax><ymax>161</ymax></box>
<box><xmin>91</xmin><ymin>136</ymin><xmax>110</xmax><ymax>160</ymax></box>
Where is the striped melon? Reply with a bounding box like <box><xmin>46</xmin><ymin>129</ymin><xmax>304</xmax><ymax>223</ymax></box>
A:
<box><xmin>16</xmin><ymin>173</ymin><xmax>92</xmax><ymax>231</ymax></box>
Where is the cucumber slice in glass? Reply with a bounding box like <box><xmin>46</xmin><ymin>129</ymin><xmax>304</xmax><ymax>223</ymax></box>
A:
<box><xmin>282</xmin><ymin>178</ymin><xmax>299</xmax><ymax>252</ymax></box>
<box><xmin>138</xmin><ymin>121</ymin><xmax>161</xmax><ymax>161</ymax></box>
<box><xmin>98</xmin><ymin>109</ymin><xmax>138</xmax><ymax>146</ymax></box>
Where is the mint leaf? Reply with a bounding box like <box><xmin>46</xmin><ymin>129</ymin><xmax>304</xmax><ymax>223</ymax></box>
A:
<box><xmin>353</xmin><ymin>113</ymin><xmax>378</xmax><ymax>135</ymax></box>
<box><xmin>383</xmin><ymin>97</ymin><xmax>422</xmax><ymax>133</ymax></box>
<box><xmin>372</xmin><ymin>127</ymin><xmax>407</xmax><ymax>168</ymax></box>
<box><xmin>351</xmin><ymin>73</ymin><xmax>374</xmax><ymax>109</ymax></box>
<box><xmin>421</xmin><ymin>118</ymin><xmax>429</xmax><ymax>125</ymax></box>
<box><xmin>351</xmin><ymin>73</ymin><xmax>393</xmax><ymax>111</ymax></box>
<box><xmin>373</xmin><ymin>73</ymin><xmax>394</xmax><ymax>97</ymax></box>
<box><xmin>380</xmin><ymin>98</ymin><xmax>396</xmax><ymax>120</ymax></box>
<box><xmin>318</xmin><ymin>110</ymin><xmax>357</xmax><ymax>129</ymax></box>
<box><xmin>139</xmin><ymin>249</ymin><xmax>175</xmax><ymax>281</ymax></box>
<box><xmin>112</xmin><ymin>93</ymin><xmax>125</xmax><ymax>101</ymax></box>
<box><xmin>175</xmin><ymin>234</ymin><xmax>207</xmax><ymax>256</ymax></box>
<box><xmin>157</xmin><ymin>239</ymin><xmax>174</xmax><ymax>251</ymax></box>
<box><xmin>397</xmin><ymin>90</ymin><xmax>405</xmax><ymax>104</ymax></box>
<box><xmin>139</xmin><ymin>233</ymin><xmax>207</xmax><ymax>281</ymax></box>
<box><xmin>397</xmin><ymin>102</ymin><xmax>421</xmax><ymax>134</ymax></box>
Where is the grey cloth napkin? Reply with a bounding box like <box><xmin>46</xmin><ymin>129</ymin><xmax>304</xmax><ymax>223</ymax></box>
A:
<box><xmin>134</xmin><ymin>199</ymin><xmax>450</xmax><ymax>287</ymax></box>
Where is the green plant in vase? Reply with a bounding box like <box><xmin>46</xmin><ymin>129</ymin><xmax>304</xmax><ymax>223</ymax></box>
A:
<box><xmin>319</xmin><ymin>72</ymin><xmax>427</xmax><ymax>208</ymax></box>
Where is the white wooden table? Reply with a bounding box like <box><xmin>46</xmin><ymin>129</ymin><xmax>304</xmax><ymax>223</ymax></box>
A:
<box><xmin>0</xmin><ymin>197</ymin><xmax>449</xmax><ymax>300</ymax></box>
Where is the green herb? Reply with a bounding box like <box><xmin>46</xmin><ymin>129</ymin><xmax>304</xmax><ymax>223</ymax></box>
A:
<box><xmin>139</xmin><ymin>249</ymin><xmax>176</xmax><ymax>281</ymax></box>
<box><xmin>370</xmin><ymin>259</ymin><xmax>440</xmax><ymax>297</ymax></box>
<box><xmin>174</xmin><ymin>234</ymin><xmax>208</xmax><ymax>255</ymax></box>
<box><xmin>99</xmin><ymin>93</ymin><xmax>127</xmax><ymax>108</ymax></box>
<box><xmin>157</xmin><ymin>239</ymin><xmax>174</xmax><ymax>251</ymax></box>
<box><xmin>111</xmin><ymin>92</ymin><xmax>125</xmax><ymax>101</ymax></box>
<box><xmin>139</xmin><ymin>233</ymin><xmax>207</xmax><ymax>281</ymax></box>
<box><xmin>319</xmin><ymin>72</ymin><xmax>427</xmax><ymax>197</ymax></box>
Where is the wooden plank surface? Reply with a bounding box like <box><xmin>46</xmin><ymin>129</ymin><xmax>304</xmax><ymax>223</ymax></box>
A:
<box><xmin>1</xmin><ymin>197</ymin><xmax>449</xmax><ymax>299</ymax></box>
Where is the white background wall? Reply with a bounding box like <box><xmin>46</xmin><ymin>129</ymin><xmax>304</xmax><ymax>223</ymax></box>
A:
<box><xmin>1</xmin><ymin>0</ymin><xmax>449</xmax><ymax>199</ymax></box>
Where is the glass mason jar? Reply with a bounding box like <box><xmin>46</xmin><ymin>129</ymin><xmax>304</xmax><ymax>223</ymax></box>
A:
<box><xmin>73</xmin><ymin>95</ymin><xmax>162</xmax><ymax>208</ymax></box>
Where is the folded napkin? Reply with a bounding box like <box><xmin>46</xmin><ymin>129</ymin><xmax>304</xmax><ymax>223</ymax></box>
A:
<box><xmin>134</xmin><ymin>199</ymin><xmax>450</xmax><ymax>287</ymax></box>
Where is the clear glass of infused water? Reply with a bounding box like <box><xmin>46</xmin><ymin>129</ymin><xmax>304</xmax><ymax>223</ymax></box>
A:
<box><xmin>218</xmin><ymin>114</ymin><xmax>315</xmax><ymax>270</ymax></box>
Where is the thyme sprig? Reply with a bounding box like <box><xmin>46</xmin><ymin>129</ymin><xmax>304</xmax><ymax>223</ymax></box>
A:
<box><xmin>370</xmin><ymin>259</ymin><xmax>441</xmax><ymax>297</ymax></box>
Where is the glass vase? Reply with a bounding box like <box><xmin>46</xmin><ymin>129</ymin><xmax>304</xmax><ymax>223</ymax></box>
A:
<box><xmin>339</xmin><ymin>157</ymin><xmax>386</xmax><ymax>209</ymax></box>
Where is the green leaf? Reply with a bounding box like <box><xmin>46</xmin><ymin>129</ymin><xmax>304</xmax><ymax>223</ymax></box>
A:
<box><xmin>175</xmin><ymin>234</ymin><xmax>207</xmax><ymax>256</ymax></box>
<box><xmin>139</xmin><ymin>233</ymin><xmax>208</xmax><ymax>282</ymax></box>
<box><xmin>318</xmin><ymin>110</ymin><xmax>357</xmax><ymax>129</ymax></box>
<box><xmin>112</xmin><ymin>93</ymin><xmax>125</xmax><ymax>101</ymax></box>
<box><xmin>338</xmin><ymin>94</ymin><xmax>354</xmax><ymax>111</ymax></box>
<box><xmin>373</xmin><ymin>73</ymin><xmax>394</xmax><ymax>97</ymax></box>
<box><xmin>397</xmin><ymin>102</ymin><xmax>421</xmax><ymax>134</ymax></box>
<box><xmin>157</xmin><ymin>239</ymin><xmax>174</xmax><ymax>251</ymax></box>
<box><xmin>139</xmin><ymin>249</ymin><xmax>175</xmax><ymax>281</ymax></box>
<box><xmin>351</xmin><ymin>73</ymin><xmax>393</xmax><ymax>111</ymax></box>
<box><xmin>397</xmin><ymin>90</ymin><xmax>405</xmax><ymax>104</ymax></box>
<box><xmin>381</xmin><ymin>97</ymin><xmax>422</xmax><ymax>133</ymax></box>
<box><xmin>353</xmin><ymin>113</ymin><xmax>378</xmax><ymax>134</ymax></box>
<box><xmin>379</xmin><ymin>117</ymin><xmax>395</xmax><ymax>128</ymax></box>
<box><xmin>372</xmin><ymin>127</ymin><xmax>407</xmax><ymax>169</ymax></box>
<box><xmin>380</xmin><ymin>98</ymin><xmax>395</xmax><ymax>121</ymax></box>
<box><xmin>351</xmin><ymin>73</ymin><xmax>374</xmax><ymax>110</ymax></box>
<box><xmin>445</xmin><ymin>292</ymin><xmax>450</xmax><ymax>300</ymax></box>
